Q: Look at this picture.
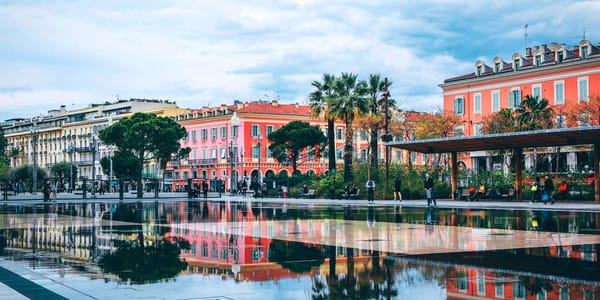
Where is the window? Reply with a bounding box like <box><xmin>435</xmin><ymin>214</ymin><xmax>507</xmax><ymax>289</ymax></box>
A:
<box><xmin>532</xmin><ymin>84</ymin><xmax>542</xmax><ymax>99</ymax></box>
<box><xmin>557</xmin><ymin>51</ymin><xmax>564</xmax><ymax>63</ymax></box>
<box><xmin>360</xmin><ymin>130</ymin><xmax>368</xmax><ymax>140</ymax></box>
<box><xmin>477</xmin><ymin>272</ymin><xmax>485</xmax><ymax>295</ymax></box>
<box><xmin>266</xmin><ymin>147</ymin><xmax>272</xmax><ymax>158</ymax></box>
<box><xmin>494</xmin><ymin>62</ymin><xmax>500</xmax><ymax>72</ymax></box>
<box><xmin>220</xmin><ymin>148</ymin><xmax>226</xmax><ymax>159</ymax></box>
<box><xmin>535</xmin><ymin>55</ymin><xmax>542</xmax><ymax>66</ymax></box>
<box><xmin>336</xmin><ymin>149</ymin><xmax>343</xmax><ymax>160</ymax></box>
<box><xmin>266</xmin><ymin>125</ymin><xmax>275</xmax><ymax>136</ymax></box>
<box><xmin>537</xmin><ymin>289</ymin><xmax>547</xmax><ymax>300</ymax></box>
<box><xmin>578</xmin><ymin>77</ymin><xmax>589</xmax><ymax>101</ymax></box>
<box><xmin>336</xmin><ymin>128</ymin><xmax>343</xmax><ymax>139</ymax></box>
<box><xmin>232</xmin><ymin>125</ymin><xmax>238</xmax><ymax>138</ymax></box>
<box><xmin>456</xmin><ymin>271</ymin><xmax>468</xmax><ymax>291</ymax></box>
<box><xmin>555</xmin><ymin>114</ymin><xmax>566</xmax><ymax>128</ymax></box>
<box><xmin>495</xmin><ymin>276</ymin><xmax>504</xmax><ymax>297</ymax></box>
<box><xmin>191</xmin><ymin>130</ymin><xmax>197</xmax><ymax>141</ymax></box>
<box><xmin>210</xmin><ymin>148</ymin><xmax>217</xmax><ymax>159</ymax></box>
<box><xmin>582</xmin><ymin>45</ymin><xmax>589</xmax><ymax>58</ymax></box>
<box><xmin>473</xmin><ymin>93</ymin><xmax>481</xmax><ymax>114</ymax></box>
<box><xmin>560</xmin><ymin>287</ymin><xmax>569</xmax><ymax>300</ymax></box>
<box><xmin>251</xmin><ymin>125</ymin><xmax>261</xmax><ymax>137</ymax></box>
<box><xmin>554</xmin><ymin>81</ymin><xmax>565</xmax><ymax>104</ymax></box>
<box><xmin>211</xmin><ymin>128</ymin><xmax>217</xmax><ymax>139</ymax></box>
<box><xmin>491</xmin><ymin>90</ymin><xmax>500</xmax><ymax>112</ymax></box>
<box><xmin>476</xmin><ymin>65</ymin><xmax>482</xmax><ymax>76</ymax></box>
<box><xmin>201</xmin><ymin>129</ymin><xmax>207</xmax><ymax>140</ymax></box>
<box><xmin>513</xmin><ymin>59</ymin><xmax>520</xmax><ymax>70</ymax></box>
<box><xmin>453</xmin><ymin>97</ymin><xmax>464</xmax><ymax>115</ymax></box>
<box><xmin>509</xmin><ymin>88</ymin><xmax>521</xmax><ymax>108</ymax></box>
<box><xmin>220</xmin><ymin>127</ymin><xmax>226</xmax><ymax>139</ymax></box>
<box><xmin>202</xmin><ymin>149</ymin><xmax>206</xmax><ymax>159</ymax></box>
<box><xmin>473</xmin><ymin>123</ymin><xmax>482</xmax><ymax>136</ymax></box>
<box><xmin>454</xmin><ymin>125</ymin><xmax>464</xmax><ymax>137</ymax></box>
<box><xmin>252</xmin><ymin>144</ymin><xmax>260</xmax><ymax>158</ymax></box>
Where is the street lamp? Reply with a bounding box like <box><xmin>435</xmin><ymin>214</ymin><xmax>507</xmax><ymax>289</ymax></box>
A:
<box><xmin>90</xmin><ymin>136</ymin><xmax>97</xmax><ymax>198</ymax></box>
<box><xmin>68</xmin><ymin>143</ymin><xmax>75</xmax><ymax>193</ymax></box>
<box><xmin>230</xmin><ymin>112</ymin><xmax>240</xmax><ymax>193</ymax></box>
<box><xmin>30</xmin><ymin>118</ymin><xmax>39</xmax><ymax>195</ymax></box>
<box><xmin>256</xmin><ymin>134</ymin><xmax>263</xmax><ymax>186</ymax></box>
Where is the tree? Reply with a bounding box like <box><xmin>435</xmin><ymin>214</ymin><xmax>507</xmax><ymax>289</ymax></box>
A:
<box><xmin>481</xmin><ymin>108</ymin><xmax>517</xmax><ymax>134</ymax></box>
<box><xmin>50</xmin><ymin>162</ymin><xmax>77</xmax><ymax>187</ymax></box>
<box><xmin>414</xmin><ymin>110</ymin><xmax>461</xmax><ymax>168</ymax></box>
<box><xmin>515</xmin><ymin>95</ymin><xmax>554</xmax><ymax>131</ymax></box>
<box><xmin>309</xmin><ymin>74</ymin><xmax>337</xmax><ymax>174</ymax></box>
<box><xmin>364</xmin><ymin>74</ymin><xmax>392</xmax><ymax>176</ymax></box>
<box><xmin>99</xmin><ymin>113</ymin><xmax>187</xmax><ymax>198</ymax></box>
<box><xmin>0</xmin><ymin>129</ymin><xmax>7</xmax><ymax>180</ymax></box>
<box><xmin>267</xmin><ymin>121</ymin><xmax>326</xmax><ymax>174</ymax></box>
<box><xmin>567</xmin><ymin>93</ymin><xmax>600</xmax><ymax>126</ymax></box>
<box><xmin>329</xmin><ymin>73</ymin><xmax>369</xmax><ymax>183</ymax></box>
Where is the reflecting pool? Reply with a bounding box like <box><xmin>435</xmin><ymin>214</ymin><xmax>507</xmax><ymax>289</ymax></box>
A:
<box><xmin>0</xmin><ymin>199</ymin><xmax>599</xmax><ymax>299</ymax></box>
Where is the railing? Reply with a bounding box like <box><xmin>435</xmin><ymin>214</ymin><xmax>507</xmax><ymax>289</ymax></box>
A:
<box><xmin>189</xmin><ymin>158</ymin><xmax>218</xmax><ymax>167</ymax></box>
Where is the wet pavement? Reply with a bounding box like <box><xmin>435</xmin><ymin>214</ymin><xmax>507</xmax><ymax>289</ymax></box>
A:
<box><xmin>1</xmin><ymin>192</ymin><xmax>600</xmax><ymax>299</ymax></box>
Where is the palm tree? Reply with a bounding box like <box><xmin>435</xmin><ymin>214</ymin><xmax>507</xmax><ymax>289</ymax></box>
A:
<box><xmin>515</xmin><ymin>94</ymin><xmax>554</xmax><ymax>131</ymax></box>
<box><xmin>309</xmin><ymin>74</ymin><xmax>337</xmax><ymax>175</ymax></box>
<box><xmin>364</xmin><ymin>74</ymin><xmax>387</xmax><ymax>175</ymax></box>
<box><xmin>329</xmin><ymin>73</ymin><xmax>368</xmax><ymax>183</ymax></box>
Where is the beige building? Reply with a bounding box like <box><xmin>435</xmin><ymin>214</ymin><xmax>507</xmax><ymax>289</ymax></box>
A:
<box><xmin>3</xmin><ymin>99</ymin><xmax>185</xmax><ymax>190</ymax></box>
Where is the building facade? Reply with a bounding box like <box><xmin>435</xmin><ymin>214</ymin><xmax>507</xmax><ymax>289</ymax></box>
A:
<box><xmin>440</xmin><ymin>39</ymin><xmax>600</xmax><ymax>172</ymax></box>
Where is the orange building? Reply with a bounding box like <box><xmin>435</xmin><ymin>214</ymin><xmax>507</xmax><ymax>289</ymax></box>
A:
<box><xmin>440</xmin><ymin>39</ymin><xmax>600</xmax><ymax>171</ymax></box>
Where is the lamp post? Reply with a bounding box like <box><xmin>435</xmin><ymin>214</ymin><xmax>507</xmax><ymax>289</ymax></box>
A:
<box><xmin>381</xmin><ymin>78</ymin><xmax>391</xmax><ymax>200</ymax></box>
<box><xmin>30</xmin><ymin>119</ymin><xmax>39</xmax><ymax>195</ymax></box>
<box><xmin>69</xmin><ymin>143</ymin><xmax>75</xmax><ymax>193</ymax></box>
<box><xmin>90</xmin><ymin>136</ymin><xmax>97</xmax><ymax>198</ymax></box>
<box><xmin>256</xmin><ymin>134</ymin><xmax>263</xmax><ymax>185</ymax></box>
<box><xmin>230</xmin><ymin>112</ymin><xmax>240</xmax><ymax>193</ymax></box>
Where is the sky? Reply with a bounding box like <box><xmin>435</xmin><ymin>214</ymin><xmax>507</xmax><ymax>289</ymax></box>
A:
<box><xmin>2</xmin><ymin>0</ymin><xmax>600</xmax><ymax>122</ymax></box>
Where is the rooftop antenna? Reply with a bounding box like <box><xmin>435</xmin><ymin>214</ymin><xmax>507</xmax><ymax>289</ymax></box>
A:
<box><xmin>524</xmin><ymin>24</ymin><xmax>529</xmax><ymax>48</ymax></box>
<box><xmin>583</xmin><ymin>29</ymin><xmax>586</xmax><ymax>41</ymax></box>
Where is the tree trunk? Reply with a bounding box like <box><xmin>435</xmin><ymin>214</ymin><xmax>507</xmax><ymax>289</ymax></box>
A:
<box><xmin>344</xmin><ymin>119</ymin><xmax>354</xmax><ymax>183</ymax></box>
<box><xmin>328</xmin><ymin>118</ymin><xmax>336</xmax><ymax>172</ymax></box>
<box><xmin>370</xmin><ymin>128</ymin><xmax>378</xmax><ymax>175</ymax></box>
<box><xmin>137</xmin><ymin>158</ymin><xmax>144</xmax><ymax>198</ymax></box>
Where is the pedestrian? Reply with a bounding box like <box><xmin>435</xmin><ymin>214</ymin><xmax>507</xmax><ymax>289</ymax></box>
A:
<box><xmin>393</xmin><ymin>177</ymin><xmax>402</xmax><ymax>201</ymax></box>
<box><xmin>543</xmin><ymin>175</ymin><xmax>555</xmax><ymax>204</ymax></box>
<box><xmin>424</xmin><ymin>173</ymin><xmax>436</xmax><ymax>206</ymax></box>
<box><xmin>366</xmin><ymin>178</ymin><xmax>375</xmax><ymax>202</ymax></box>
<box><xmin>281</xmin><ymin>185</ymin><xmax>287</xmax><ymax>198</ymax></box>
<box><xmin>51</xmin><ymin>182</ymin><xmax>58</xmax><ymax>200</ymax></box>
<box><xmin>530</xmin><ymin>176</ymin><xmax>541</xmax><ymax>204</ymax></box>
<box><xmin>202</xmin><ymin>181</ymin><xmax>209</xmax><ymax>199</ymax></box>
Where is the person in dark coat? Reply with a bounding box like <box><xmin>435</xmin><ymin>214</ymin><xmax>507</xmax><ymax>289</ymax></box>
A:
<box><xmin>393</xmin><ymin>177</ymin><xmax>402</xmax><ymax>201</ymax></box>
<box><xmin>543</xmin><ymin>175</ymin><xmax>555</xmax><ymax>204</ymax></box>
<box><xmin>424</xmin><ymin>173</ymin><xmax>436</xmax><ymax>206</ymax></box>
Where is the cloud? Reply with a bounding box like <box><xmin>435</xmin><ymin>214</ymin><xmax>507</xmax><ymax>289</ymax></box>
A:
<box><xmin>2</xmin><ymin>0</ymin><xmax>600</xmax><ymax>121</ymax></box>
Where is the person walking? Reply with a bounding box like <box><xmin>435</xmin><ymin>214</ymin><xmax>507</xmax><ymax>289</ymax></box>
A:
<box><xmin>424</xmin><ymin>173</ymin><xmax>436</xmax><ymax>206</ymax></box>
<box><xmin>366</xmin><ymin>179</ymin><xmax>375</xmax><ymax>202</ymax></box>
<box><xmin>530</xmin><ymin>176</ymin><xmax>541</xmax><ymax>203</ymax></box>
<box><xmin>202</xmin><ymin>181</ymin><xmax>209</xmax><ymax>199</ymax></box>
<box><xmin>393</xmin><ymin>177</ymin><xmax>402</xmax><ymax>201</ymax></box>
<box><xmin>543</xmin><ymin>175</ymin><xmax>555</xmax><ymax>204</ymax></box>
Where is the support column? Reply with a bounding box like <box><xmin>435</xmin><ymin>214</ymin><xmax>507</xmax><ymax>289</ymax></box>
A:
<box><xmin>594</xmin><ymin>143</ymin><xmax>599</xmax><ymax>203</ymax></box>
<box><xmin>450</xmin><ymin>152</ymin><xmax>457</xmax><ymax>201</ymax></box>
<box><xmin>514</xmin><ymin>148</ymin><xmax>522</xmax><ymax>202</ymax></box>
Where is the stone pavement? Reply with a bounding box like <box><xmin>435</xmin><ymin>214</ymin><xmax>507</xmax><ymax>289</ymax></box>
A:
<box><xmin>1</xmin><ymin>191</ymin><xmax>599</xmax><ymax>299</ymax></box>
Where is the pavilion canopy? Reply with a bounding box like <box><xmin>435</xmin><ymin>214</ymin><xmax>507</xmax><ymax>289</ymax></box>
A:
<box><xmin>386</xmin><ymin>126</ymin><xmax>600</xmax><ymax>153</ymax></box>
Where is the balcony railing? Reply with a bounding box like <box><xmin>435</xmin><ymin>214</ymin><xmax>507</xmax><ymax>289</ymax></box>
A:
<box><xmin>189</xmin><ymin>158</ymin><xmax>218</xmax><ymax>167</ymax></box>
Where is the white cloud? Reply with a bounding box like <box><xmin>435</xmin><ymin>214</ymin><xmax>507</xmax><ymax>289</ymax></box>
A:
<box><xmin>2</xmin><ymin>1</ymin><xmax>600</xmax><ymax>121</ymax></box>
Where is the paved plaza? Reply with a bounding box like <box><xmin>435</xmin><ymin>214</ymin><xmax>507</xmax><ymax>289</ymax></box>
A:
<box><xmin>1</xmin><ymin>192</ymin><xmax>599</xmax><ymax>299</ymax></box>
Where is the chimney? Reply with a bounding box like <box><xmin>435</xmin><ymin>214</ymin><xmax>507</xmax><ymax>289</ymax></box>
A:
<box><xmin>526</xmin><ymin>47</ymin><xmax>532</xmax><ymax>57</ymax></box>
<box><xmin>271</xmin><ymin>99</ymin><xmax>279</xmax><ymax>107</ymax></box>
<box><xmin>541</xmin><ymin>44</ymin><xmax>547</xmax><ymax>53</ymax></box>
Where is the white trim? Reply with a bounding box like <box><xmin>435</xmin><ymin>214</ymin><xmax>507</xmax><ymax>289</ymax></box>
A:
<box><xmin>473</xmin><ymin>92</ymin><xmax>482</xmax><ymax>114</ymax></box>
<box><xmin>578</xmin><ymin>76</ymin><xmax>589</xmax><ymax>102</ymax></box>
<box><xmin>532</xmin><ymin>83</ymin><xmax>542</xmax><ymax>99</ymax></box>
<box><xmin>443</xmin><ymin>66</ymin><xmax>600</xmax><ymax>96</ymax></box>
<box><xmin>509</xmin><ymin>87</ymin><xmax>521</xmax><ymax>108</ymax></box>
<box><xmin>554</xmin><ymin>80</ymin><xmax>565</xmax><ymax>105</ymax></box>
<box><xmin>491</xmin><ymin>90</ymin><xmax>500</xmax><ymax>112</ymax></box>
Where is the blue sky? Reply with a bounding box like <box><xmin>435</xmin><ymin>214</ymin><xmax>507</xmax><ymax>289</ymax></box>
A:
<box><xmin>1</xmin><ymin>0</ymin><xmax>600</xmax><ymax>121</ymax></box>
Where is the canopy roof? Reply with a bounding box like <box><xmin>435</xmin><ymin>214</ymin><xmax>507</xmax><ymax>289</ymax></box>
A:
<box><xmin>387</xmin><ymin>126</ymin><xmax>600</xmax><ymax>154</ymax></box>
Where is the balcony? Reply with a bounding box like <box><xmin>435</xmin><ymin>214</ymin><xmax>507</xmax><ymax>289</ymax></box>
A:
<box><xmin>189</xmin><ymin>158</ymin><xmax>218</xmax><ymax>167</ymax></box>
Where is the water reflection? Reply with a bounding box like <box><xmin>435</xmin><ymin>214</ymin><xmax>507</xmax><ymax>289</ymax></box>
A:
<box><xmin>0</xmin><ymin>200</ymin><xmax>599</xmax><ymax>299</ymax></box>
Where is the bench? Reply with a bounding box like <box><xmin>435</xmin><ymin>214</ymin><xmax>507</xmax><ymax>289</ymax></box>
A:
<box><xmin>495</xmin><ymin>188</ymin><xmax>516</xmax><ymax>200</ymax></box>
<box><xmin>459</xmin><ymin>189</ymin><xmax>471</xmax><ymax>201</ymax></box>
<box><xmin>340</xmin><ymin>189</ymin><xmax>360</xmax><ymax>199</ymax></box>
<box><xmin>298</xmin><ymin>189</ymin><xmax>316</xmax><ymax>198</ymax></box>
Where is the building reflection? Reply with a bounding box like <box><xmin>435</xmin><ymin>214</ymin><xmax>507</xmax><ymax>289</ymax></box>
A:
<box><xmin>1</xmin><ymin>201</ymin><xmax>600</xmax><ymax>297</ymax></box>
